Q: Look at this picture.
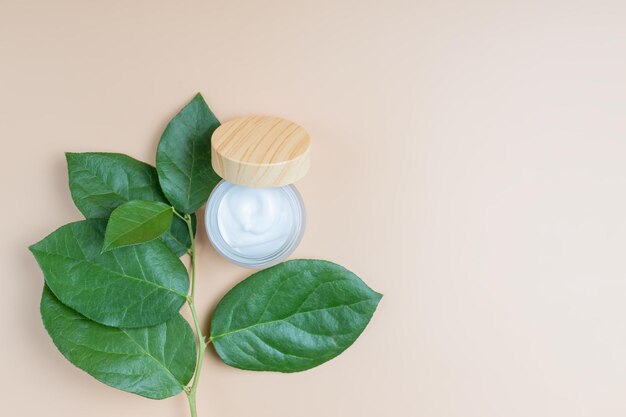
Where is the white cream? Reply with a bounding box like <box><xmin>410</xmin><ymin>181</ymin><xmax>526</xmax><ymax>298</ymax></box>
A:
<box><xmin>205</xmin><ymin>181</ymin><xmax>305</xmax><ymax>267</ymax></box>
<box><xmin>217</xmin><ymin>186</ymin><xmax>294</xmax><ymax>258</ymax></box>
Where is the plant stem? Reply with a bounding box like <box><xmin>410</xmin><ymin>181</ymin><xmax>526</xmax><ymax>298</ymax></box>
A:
<box><xmin>181</xmin><ymin>212</ymin><xmax>207</xmax><ymax>417</ymax></box>
<box><xmin>187</xmin><ymin>299</ymin><xmax>209</xmax><ymax>417</ymax></box>
<box><xmin>184</xmin><ymin>213</ymin><xmax>197</xmax><ymax>300</ymax></box>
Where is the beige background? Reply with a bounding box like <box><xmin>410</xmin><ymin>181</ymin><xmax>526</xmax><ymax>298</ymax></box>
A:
<box><xmin>2</xmin><ymin>1</ymin><xmax>626</xmax><ymax>416</ymax></box>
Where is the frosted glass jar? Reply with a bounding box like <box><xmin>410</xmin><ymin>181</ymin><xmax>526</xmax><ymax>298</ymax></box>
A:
<box><xmin>205</xmin><ymin>181</ymin><xmax>306</xmax><ymax>268</ymax></box>
<box><xmin>205</xmin><ymin>116</ymin><xmax>311</xmax><ymax>268</ymax></box>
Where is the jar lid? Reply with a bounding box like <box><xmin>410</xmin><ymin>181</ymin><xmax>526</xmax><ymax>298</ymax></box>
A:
<box><xmin>211</xmin><ymin>115</ymin><xmax>311</xmax><ymax>187</ymax></box>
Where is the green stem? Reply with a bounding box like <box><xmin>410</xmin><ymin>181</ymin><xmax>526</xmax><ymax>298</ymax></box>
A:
<box><xmin>184</xmin><ymin>213</ymin><xmax>197</xmax><ymax>300</ymax></box>
<box><xmin>181</xmin><ymin>212</ymin><xmax>207</xmax><ymax>417</ymax></box>
<box><xmin>187</xmin><ymin>391</ymin><xmax>198</xmax><ymax>417</ymax></box>
<box><xmin>187</xmin><ymin>300</ymin><xmax>208</xmax><ymax>417</ymax></box>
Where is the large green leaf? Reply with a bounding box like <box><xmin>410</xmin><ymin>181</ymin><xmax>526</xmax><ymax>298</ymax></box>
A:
<box><xmin>30</xmin><ymin>220</ymin><xmax>189</xmax><ymax>328</ymax></box>
<box><xmin>103</xmin><ymin>200</ymin><xmax>173</xmax><ymax>252</ymax></box>
<box><xmin>41</xmin><ymin>286</ymin><xmax>196</xmax><ymax>400</ymax></box>
<box><xmin>156</xmin><ymin>93</ymin><xmax>221</xmax><ymax>214</ymax></box>
<box><xmin>210</xmin><ymin>259</ymin><xmax>382</xmax><ymax>372</ymax></box>
<box><xmin>66</xmin><ymin>152</ymin><xmax>194</xmax><ymax>256</ymax></box>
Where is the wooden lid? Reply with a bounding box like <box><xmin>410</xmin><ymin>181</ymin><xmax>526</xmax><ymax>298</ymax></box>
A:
<box><xmin>211</xmin><ymin>115</ymin><xmax>311</xmax><ymax>187</ymax></box>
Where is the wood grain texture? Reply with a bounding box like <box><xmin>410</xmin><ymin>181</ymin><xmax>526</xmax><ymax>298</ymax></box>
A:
<box><xmin>211</xmin><ymin>116</ymin><xmax>311</xmax><ymax>187</ymax></box>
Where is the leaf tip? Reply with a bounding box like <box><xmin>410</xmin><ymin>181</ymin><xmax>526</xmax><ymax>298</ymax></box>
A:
<box><xmin>369</xmin><ymin>290</ymin><xmax>383</xmax><ymax>306</ymax></box>
<box><xmin>191</xmin><ymin>92</ymin><xmax>210</xmax><ymax>109</ymax></box>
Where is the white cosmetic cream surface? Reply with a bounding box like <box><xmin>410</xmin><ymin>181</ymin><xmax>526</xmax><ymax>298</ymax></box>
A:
<box><xmin>216</xmin><ymin>185</ymin><xmax>295</xmax><ymax>258</ymax></box>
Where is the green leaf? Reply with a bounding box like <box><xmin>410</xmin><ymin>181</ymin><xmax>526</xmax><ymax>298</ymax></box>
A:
<box><xmin>103</xmin><ymin>200</ymin><xmax>174</xmax><ymax>252</ymax></box>
<box><xmin>66</xmin><ymin>152</ymin><xmax>194</xmax><ymax>256</ymax></box>
<box><xmin>40</xmin><ymin>286</ymin><xmax>196</xmax><ymax>400</ymax></box>
<box><xmin>210</xmin><ymin>259</ymin><xmax>382</xmax><ymax>372</ymax></box>
<box><xmin>30</xmin><ymin>220</ymin><xmax>189</xmax><ymax>328</ymax></box>
<box><xmin>156</xmin><ymin>93</ymin><xmax>222</xmax><ymax>214</ymax></box>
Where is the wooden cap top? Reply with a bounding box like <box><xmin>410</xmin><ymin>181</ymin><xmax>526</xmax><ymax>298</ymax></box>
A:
<box><xmin>211</xmin><ymin>115</ymin><xmax>311</xmax><ymax>187</ymax></box>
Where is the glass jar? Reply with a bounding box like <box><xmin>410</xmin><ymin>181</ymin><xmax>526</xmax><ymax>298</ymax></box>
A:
<box><xmin>205</xmin><ymin>116</ymin><xmax>310</xmax><ymax>268</ymax></box>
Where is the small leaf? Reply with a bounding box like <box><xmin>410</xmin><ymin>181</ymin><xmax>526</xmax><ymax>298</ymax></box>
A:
<box><xmin>41</xmin><ymin>286</ymin><xmax>196</xmax><ymax>399</ymax></box>
<box><xmin>156</xmin><ymin>93</ymin><xmax>222</xmax><ymax>214</ymax></box>
<box><xmin>103</xmin><ymin>200</ymin><xmax>174</xmax><ymax>252</ymax></box>
<box><xmin>66</xmin><ymin>152</ymin><xmax>194</xmax><ymax>256</ymax></box>
<box><xmin>210</xmin><ymin>259</ymin><xmax>382</xmax><ymax>372</ymax></box>
<box><xmin>30</xmin><ymin>220</ymin><xmax>189</xmax><ymax>328</ymax></box>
